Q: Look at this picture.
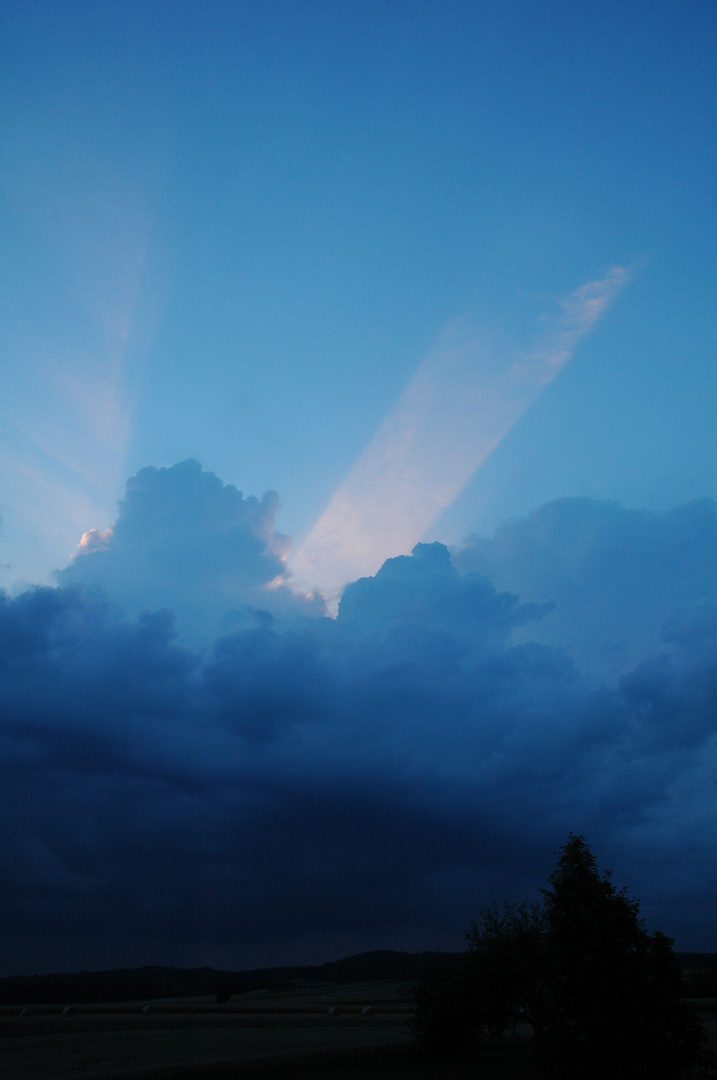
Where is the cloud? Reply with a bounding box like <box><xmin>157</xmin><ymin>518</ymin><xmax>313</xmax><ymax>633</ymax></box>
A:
<box><xmin>57</xmin><ymin>459</ymin><xmax>324</xmax><ymax>643</ymax></box>
<box><xmin>3</xmin><ymin>467</ymin><xmax>717</xmax><ymax>975</ymax></box>
<box><xmin>289</xmin><ymin>267</ymin><xmax>631</xmax><ymax>604</ymax></box>
<box><xmin>453</xmin><ymin>496</ymin><xmax>717</xmax><ymax>679</ymax></box>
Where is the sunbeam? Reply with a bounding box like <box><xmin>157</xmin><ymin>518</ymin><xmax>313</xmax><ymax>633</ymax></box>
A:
<box><xmin>289</xmin><ymin>268</ymin><xmax>630</xmax><ymax>605</ymax></box>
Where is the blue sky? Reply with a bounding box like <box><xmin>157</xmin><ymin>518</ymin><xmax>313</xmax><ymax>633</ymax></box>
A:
<box><xmin>2</xmin><ymin>0</ymin><xmax>716</xmax><ymax>589</ymax></box>
<box><xmin>2</xmin><ymin>1</ymin><xmax>717</xmax><ymax>975</ymax></box>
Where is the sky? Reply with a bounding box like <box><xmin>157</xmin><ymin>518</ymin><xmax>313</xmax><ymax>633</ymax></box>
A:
<box><xmin>1</xmin><ymin>0</ymin><xmax>717</xmax><ymax>975</ymax></box>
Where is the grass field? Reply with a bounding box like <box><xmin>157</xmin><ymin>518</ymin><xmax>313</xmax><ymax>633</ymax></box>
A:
<box><xmin>2</xmin><ymin>982</ymin><xmax>715</xmax><ymax>1080</ymax></box>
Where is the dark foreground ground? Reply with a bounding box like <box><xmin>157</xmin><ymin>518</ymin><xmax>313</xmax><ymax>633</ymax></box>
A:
<box><xmin>2</xmin><ymin>981</ymin><xmax>716</xmax><ymax>1080</ymax></box>
<box><xmin>2</xmin><ymin>981</ymin><xmax>411</xmax><ymax>1080</ymax></box>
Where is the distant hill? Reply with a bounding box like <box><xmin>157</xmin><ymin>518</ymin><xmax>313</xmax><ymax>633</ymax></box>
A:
<box><xmin>0</xmin><ymin>950</ymin><xmax>432</xmax><ymax>1006</ymax></box>
<box><xmin>2</xmin><ymin>950</ymin><xmax>715</xmax><ymax>1006</ymax></box>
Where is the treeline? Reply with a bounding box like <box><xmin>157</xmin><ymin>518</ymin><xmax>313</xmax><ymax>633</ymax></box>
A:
<box><xmin>0</xmin><ymin>949</ymin><xmax>427</xmax><ymax>1006</ymax></box>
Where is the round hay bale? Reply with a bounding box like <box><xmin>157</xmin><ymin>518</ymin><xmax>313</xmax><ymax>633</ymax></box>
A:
<box><xmin>19</xmin><ymin>1007</ymin><xmax>32</xmax><ymax>1017</ymax></box>
<box><xmin>326</xmin><ymin>1006</ymin><xmax>342</xmax><ymax>1016</ymax></box>
<box><xmin>62</xmin><ymin>1006</ymin><xmax>75</xmax><ymax>1017</ymax></box>
<box><xmin>361</xmin><ymin>1005</ymin><xmax>375</xmax><ymax>1017</ymax></box>
<box><xmin>142</xmin><ymin>1004</ymin><xmax>154</xmax><ymax>1014</ymax></box>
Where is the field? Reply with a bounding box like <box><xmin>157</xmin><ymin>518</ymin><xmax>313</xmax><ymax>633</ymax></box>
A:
<box><xmin>1</xmin><ymin>981</ymin><xmax>415</xmax><ymax>1080</ymax></box>
<box><xmin>3</xmin><ymin>981</ymin><xmax>716</xmax><ymax>1080</ymax></box>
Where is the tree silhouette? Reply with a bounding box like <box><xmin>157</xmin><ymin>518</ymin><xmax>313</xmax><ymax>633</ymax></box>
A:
<box><xmin>413</xmin><ymin>835</ymin><xmax>712</xmax><ymax>1079</ymax></box>
<box><xmin>539</xmin><ymin>834</ymin><xmax>707</xmax><ymax>1078</ymax></box>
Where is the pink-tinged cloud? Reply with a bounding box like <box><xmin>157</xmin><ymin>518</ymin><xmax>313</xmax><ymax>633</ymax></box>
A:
<box><xmin>289</xmin><ymin>267</ymin><xmax>631</xmax><ymax>604</ymax></box>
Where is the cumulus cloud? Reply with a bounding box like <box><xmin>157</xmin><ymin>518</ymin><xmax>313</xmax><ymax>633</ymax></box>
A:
<box><xmin>2</xmin><ymin>467</ymin><xmax>717</xmax><ymax>975</ymax></box>
<box><xmin>57</xmin><ymin>459</ymin><xmax>324</xmax><ymax>643</ymax></box>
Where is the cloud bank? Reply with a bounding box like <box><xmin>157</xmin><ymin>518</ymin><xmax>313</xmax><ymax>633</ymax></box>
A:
<box><xmin>454</xmin><ymin>496</ymin><xmax>717</xmax><ymax>679</ymax></box>
<box><xmin>2</xmin><ymin>462</ymin><xmax>717</xmax><ymax>975</ymax></box>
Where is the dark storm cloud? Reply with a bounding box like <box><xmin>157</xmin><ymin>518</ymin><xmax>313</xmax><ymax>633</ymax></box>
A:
<box><xmin>2</xmin><ymin>466</ymin><xmax>717</xmax><ymax>975</ymax></box>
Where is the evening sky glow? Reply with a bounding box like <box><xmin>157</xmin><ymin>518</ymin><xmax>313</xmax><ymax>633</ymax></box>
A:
<box><xmin>2</xmin><ymin>2</ymin><xmax>717</xmax><ymax>976</ymax></box>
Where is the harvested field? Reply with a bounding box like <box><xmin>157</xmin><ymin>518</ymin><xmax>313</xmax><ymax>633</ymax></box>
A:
<box><xmin>4</xmin><ymin>983</ymin><xmax>712</xmax><ymax>1080</ymax></box>
<box><xmin>0</xmin><ymin>981</ymin><xmax>415</xmax><ymax>1080</ymax></box>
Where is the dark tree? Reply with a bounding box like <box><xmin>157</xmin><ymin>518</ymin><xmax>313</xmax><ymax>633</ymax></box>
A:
<box><xmin>464</xmin><ymin>899</ymin><xmax>548</xmax><ymax>1040</ymax></box>
<box><xmin>413</xmin><ymin>835</ymin><xmax>712</xmax><ymax>1079</ymax></box>
<box><xmin>539</xmin><ymin>834</ymin><xmax>708</xmax><ymax>1079</ymax></box>
<box><xmin>411</xmin><ymin>949</ymin><xmax>476</xmax><ymax>1052</ymax></box>
<box><xmin>413</xmin><ymin>901</ymin><xmax>547</xmax><ymax>1051</ymax></box>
